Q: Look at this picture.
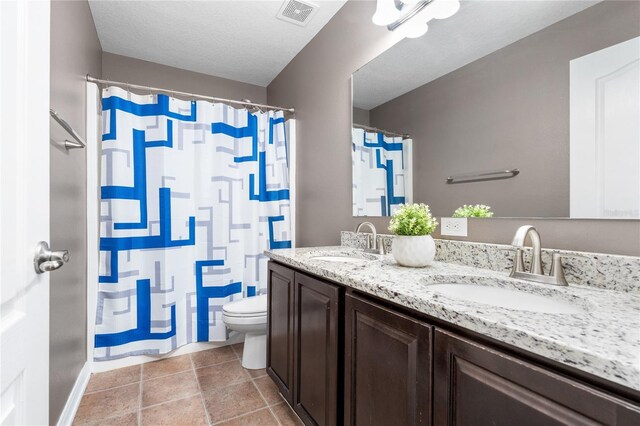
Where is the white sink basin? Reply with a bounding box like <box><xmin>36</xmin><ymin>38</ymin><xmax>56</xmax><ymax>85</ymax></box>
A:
<box><xmin>428</xmin><ymin>284</ymin><xmax>586</xmax><ymax>314</ymax></box>
<box><xmin>310</xmin><ymin>256</ymin><xmax>366</xmax><ymax>263</ymax></box>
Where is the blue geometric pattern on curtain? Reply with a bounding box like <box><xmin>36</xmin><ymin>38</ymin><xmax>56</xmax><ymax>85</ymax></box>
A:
<box><xmin>95</xmin><ymin>86</ymin><xmax>291</xmax><ymax>360</ymax></box>
<box><xmin>352</xmin><ymin>128</ymin><xmax>411</xmax><ymax>216</ymax></box>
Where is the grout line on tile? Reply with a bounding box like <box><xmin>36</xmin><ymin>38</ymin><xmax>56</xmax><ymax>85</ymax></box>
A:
<box><xmin>211</xmin><ymin>406</ymin><xmax>275</xmax><ymax>425</ymax></box>
<box><xmin>230</xmin><ymin>342</ymin><xmax>242</xmax><ymax>360</ymax></box>
<box><xmin>198</xmin><ymin>378</ymin><xmax>254</xmax><ymax>398</ymax></box>
<box><xmin>190</xmin><ymin>353</ymin><xmax>213</xmax><ymax>426</ymax></box>
<box><xmin>192</xmin><ymin>357</ymin><xmax>243</xmax><ymax>373</ymax></box>
<box><xmin>142</xmin><ymin>367</ymin><xmax>197</xmax><ymax>383</ymax></box>
<box><xmin>78</xmin><ymin>409</ymin><xmax>139</xmax><ymax>426</ymax></box>
<box><xmin>191</xmin><ymin>357</ymin><xmax>240</xmax><ymax>370</ymax></box>
<box><xmin>141</xmin><ymin>368</ymin><xmax>192</xmax><ymax>382</ymax></box>
<box><xmin>250</xmin><ymin>377</ymin><xmax>282</xmax><ymax>425</ymax></box>
<box><xmin>273</xmin><ymin>397</ymin><xmax>304</xmax><ymax>425</ymax></box>
<box><xmin>84</xmin><ymin>378</ymin><xmax>142</xmax><ymax>395</ymax></box>
<box><xmin>139</xmin><ymin>392</ymin><xmax>202</xmax><ymax>411</ymax></box>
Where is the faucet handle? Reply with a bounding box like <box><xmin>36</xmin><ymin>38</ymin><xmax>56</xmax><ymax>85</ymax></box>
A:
<box><xmin>376</xmin><ymin>235</ymin><xmax>387</xmax><ymax>255</ymax></box>
<box><xmin>508</xmin><ymin>247</ymin><xmax>526</xmax><ymax>277</ymax></box>
<box><xmin>549</xmin><ymin>253</ymin><xmax>568</xmax><ymax>286</ymax></box>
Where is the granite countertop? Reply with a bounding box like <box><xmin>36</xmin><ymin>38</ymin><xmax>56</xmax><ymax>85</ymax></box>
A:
<box><xmin>265</xmin><ymin>246</ymin><xmax>640</xmax><ymax>392</ymax></box>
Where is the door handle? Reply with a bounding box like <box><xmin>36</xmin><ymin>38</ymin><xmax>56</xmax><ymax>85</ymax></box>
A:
<box><xmin>34</xmin><ymin>241</ymin><xmax>70</xmax><ymax>274</ymax></box>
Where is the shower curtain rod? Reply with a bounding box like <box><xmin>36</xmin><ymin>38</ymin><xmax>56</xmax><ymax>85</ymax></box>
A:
<box><xmin>86</xmin><ymin>75</ymin><xmax>295</xmax><ymax>114</ymax></box>
<box><xmin>353</xmin><ymin>123</ymin><xmax>409</xmax><ymax>139</ymax></box>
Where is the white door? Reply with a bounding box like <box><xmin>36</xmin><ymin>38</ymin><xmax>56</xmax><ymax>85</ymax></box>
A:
<box><xmin>0</xmin><ymin>1</ymin><xmax>51</xmax><ymax>425</ymax></box>
<box><xmin>570</xmin><ymin>36</ymin><xmax>640</xmax><ymax>219</ymax></box>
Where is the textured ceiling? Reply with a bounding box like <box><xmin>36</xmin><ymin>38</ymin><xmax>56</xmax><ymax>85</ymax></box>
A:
<box><xmin>354</xmin><ymin>0</ymin><xmax>600</xmax><ymax>110</ymax></box>
<box><xmin>89</xmin><ymin>0</ymin><xmax>346</xmax><ymax>87</ymax></box>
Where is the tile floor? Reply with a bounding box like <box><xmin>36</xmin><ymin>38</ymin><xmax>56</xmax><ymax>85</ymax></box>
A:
<box><xmin>74</xmin><ymin>344</ymin><xmax>304</xmax><ymax>426</ymax></box>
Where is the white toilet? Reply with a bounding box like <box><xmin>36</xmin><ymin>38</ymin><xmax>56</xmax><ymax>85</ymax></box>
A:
<box><xmin>222</xmin><ymin>294</ymin><xmax>268</xmax><ymax>369</ymax></box>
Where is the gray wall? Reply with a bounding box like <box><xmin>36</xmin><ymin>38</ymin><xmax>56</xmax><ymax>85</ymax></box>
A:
<box><xmin>370</xmin><ymin>1</ymin><xmax>640</xmax><ymax>219</ymax></box>
<box><xmin>102</xmin><ymin>52</ymin><xmax>267</xmax><ymax>103</ymax></box>
<box><xmin>268</xmin><ymin>0</ymin><xmax>640</xmax><ymax>256</ymax></box>
<box><xmin>50</xmin><ymin>1</ymin><xmax>102</xmax><ymax>423</ymax></box>
<box><xmin>268</xmin><ymin>1</ymin><xmax>402</xmax><ymax>248</ymax></box>
<box><xmin>352</xmin><ymin>107</ymin><xmax>370</xmax><ymax>126</ymax></box>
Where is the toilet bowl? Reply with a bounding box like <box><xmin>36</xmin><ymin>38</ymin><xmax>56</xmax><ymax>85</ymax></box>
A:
<box><xmin>222</xmin><ymin>294</ymin><xmax>267</xmax><ymax>369</ymax></box>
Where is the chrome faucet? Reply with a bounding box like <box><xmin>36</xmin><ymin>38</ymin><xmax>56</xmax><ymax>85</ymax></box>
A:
<box><xmin>355</xmin><ymin>222</ymin><xmax>385</xmax><ymax>254</ymax></box>
<box><xmin>509</xmin><ymin>225</ymin><xmax>567</xmax><ymax>286</ymax></box>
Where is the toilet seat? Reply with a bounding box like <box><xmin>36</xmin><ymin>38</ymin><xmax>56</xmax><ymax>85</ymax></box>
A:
<box><xmin>221</xmin><ymin>313</ymin><xmax>267</xmax><ymax>326</ymax></box>
<box><xmin>222</xmin><ymin>294</ymin><xmax>267</xmax><ymax>317</ymax></box>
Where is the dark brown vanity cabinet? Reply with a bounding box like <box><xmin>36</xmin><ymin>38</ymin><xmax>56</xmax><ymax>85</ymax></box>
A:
<box><xmin>267</xmin><ymin>262</ymin><xmax>341</xmax><ymax>425</ymax></box>
<box><xmin>267</xmin><ymin>262</ymin><xmax>296</xmax><ymax>404</ymax></box>
<box><xmin>433</xmin><ymin>330</ymin><xmax>640</xmax><ymax>425</ymax></box>
<box><xmin>344</xmin><ymin>294</ymin><xmax>433</xmax><ymax>425</ymax></box>
<box><xmin>267</xmin><ymin>262</ymin><xmax>640</xmax><ymax>426</ymax></box>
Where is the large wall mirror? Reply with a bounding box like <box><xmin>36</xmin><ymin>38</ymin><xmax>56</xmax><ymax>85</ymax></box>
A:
<box><xmin>352</xmin><ymin>0</ymin><xmax>639</xmax><ymax>219</ymax></box>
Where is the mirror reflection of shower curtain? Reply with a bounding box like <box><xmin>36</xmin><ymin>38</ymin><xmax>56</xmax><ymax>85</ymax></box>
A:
<box><xmin>95</xmin><ymin>86</ymin><xmax>292</xmax><ymax>361</ymax></box>
<box><xmin>352</xmin><ymin>128</ymin><xmax>412</xmax><ymax>216</ymax></box>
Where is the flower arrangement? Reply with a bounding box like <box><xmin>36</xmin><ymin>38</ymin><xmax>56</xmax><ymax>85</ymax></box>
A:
<box><xmin>452</xmin><ymin>204</ymin><xmax>494</xmax><ymax>218</ymax></box>
<box><xmin>388</xmin><ymin>203</ymin><xmax>438</xmax><ymax>236</ymax></box>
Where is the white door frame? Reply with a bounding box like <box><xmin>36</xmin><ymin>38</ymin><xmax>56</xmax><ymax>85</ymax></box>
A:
<box><xmin>0</xmin><ymin>1</ymin><xmax>51</xmax><ymax>424</ymax></box>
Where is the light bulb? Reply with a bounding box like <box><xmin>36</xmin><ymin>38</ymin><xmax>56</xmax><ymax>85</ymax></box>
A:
<box><xmin>399</xmin><ymin>21</ymin><xmax>429</xmax><ymax>39</ymax></box>
<box><xmin>430</xmin><ymin>0</ymin><xmax>460</xmax><ymax>20</ymax></box>
<box><xmin>394</xmin><ymin>1</ymin><xmax>434</xmax><ymax>39</ymax></box>
<box><xmin>372</xmin><ymin>0</ymin><xmax>401</xmax><ymax>26</ymax></box>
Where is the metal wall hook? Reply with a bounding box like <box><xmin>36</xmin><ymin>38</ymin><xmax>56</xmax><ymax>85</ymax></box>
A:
<box><xmin>49</xmin><ymin>109</ymin><xmax>86</xmax><ymax>149</ymax></box>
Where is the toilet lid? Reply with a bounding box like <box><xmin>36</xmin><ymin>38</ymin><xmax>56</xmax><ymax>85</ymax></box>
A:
<box><xmin>223</xmin><ymin>294</ymin><xmax>267</xmax><ymax>316</ymax></box>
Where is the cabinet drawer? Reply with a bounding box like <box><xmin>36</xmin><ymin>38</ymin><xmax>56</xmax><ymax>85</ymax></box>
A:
<box><xmin>434</xmin><ymin>329</ymin><xmax>640</xmax><ymax>426</ymax></box>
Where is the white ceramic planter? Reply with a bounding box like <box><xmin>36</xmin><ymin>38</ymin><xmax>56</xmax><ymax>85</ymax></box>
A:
<box><xmin>392</xmin><ymin>235</ymin><xmax>436</xmax><ymax>267</ymax></box>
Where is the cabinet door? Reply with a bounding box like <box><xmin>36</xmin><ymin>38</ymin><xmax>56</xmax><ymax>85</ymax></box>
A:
<box><xmin>293</xmin><ymin>272</ymin><xmax>341</xmax><ymax>426</ymax></box>
<box><xmin>267</xmin><ymin>262</ymin><xmax>295</xmax><ymax>404</ymax></box>
<box><xmin>434</xmin><ymin>329</ymin><xmax>640</xmax><ymax>426</ymax></box>
<box><xmin>345</xmin><ymin>293</ymin><xmax>433</xmax><ymax>426</ymax></box>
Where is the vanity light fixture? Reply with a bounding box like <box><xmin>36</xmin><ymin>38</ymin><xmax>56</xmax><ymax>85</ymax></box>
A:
<box><xmin>373</xmin><ymin>0</ymin><xmax>460</xmax><ymax>39</ymax></box>
<box><xmin>372</xmin><ymin>0</ymin><xmax>402</xmax><ymax>26</ymax></box>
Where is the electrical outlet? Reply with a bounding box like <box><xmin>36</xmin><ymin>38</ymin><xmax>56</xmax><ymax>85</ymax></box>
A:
<box><xmin>440</xmin><ymin>217</ymin><xmax>468</xmax><ymax>237</ymax></box>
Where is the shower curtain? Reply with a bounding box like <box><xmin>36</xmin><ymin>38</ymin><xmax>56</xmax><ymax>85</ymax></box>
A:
<box><xmin>95</xmin><ymin>86</ymin><xmax>292</xmax><ymax>360</ymax></box>
<box><xmin>352</xmin><ymin>128</ymin><xmax>411</xmax><ymax>216</ymax></box>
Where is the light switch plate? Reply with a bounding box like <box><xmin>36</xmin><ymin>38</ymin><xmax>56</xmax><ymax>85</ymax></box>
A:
<box><xmin>440</xmin><ymin>217</ymin><xmax>468</xmax><ymax>237</ymax></box>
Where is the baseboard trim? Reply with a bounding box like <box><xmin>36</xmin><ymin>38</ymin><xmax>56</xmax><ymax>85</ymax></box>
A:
<box><xmin>56</xmin><ymin>362</ymin><xmax>91</xmax><ymax>426</ymax></box>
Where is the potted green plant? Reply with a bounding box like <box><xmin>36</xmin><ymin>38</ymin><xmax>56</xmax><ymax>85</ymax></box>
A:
<box><xmin>452</xmin><ymin>204</ymin><xmax>494</xmax><ymax>218</ymax></box>
<box><xmin>388</xmin><ymin>203</ymin><xmax>439</xmax><ymax>267</ymax></box>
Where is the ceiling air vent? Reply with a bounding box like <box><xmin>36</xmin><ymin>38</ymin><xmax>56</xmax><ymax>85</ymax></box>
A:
<box><xmin>276</xmin><ymin>0</ymin><xmax>319</xmax><ymax>27</ymax></box>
